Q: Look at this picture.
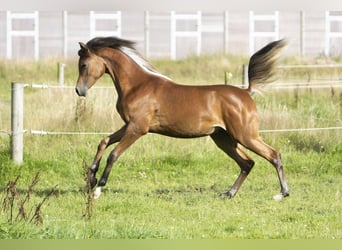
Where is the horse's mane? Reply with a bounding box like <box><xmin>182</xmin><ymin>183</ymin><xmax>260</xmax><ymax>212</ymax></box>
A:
<box><xmin>85</xmin><ymin>37</ymin><xmax>169</xmax><ymax>80</ymax></box>
<box><xmin>86</xmin><ymin>36</ymin><xmax>136</xmax><ymax>52</ymax></box>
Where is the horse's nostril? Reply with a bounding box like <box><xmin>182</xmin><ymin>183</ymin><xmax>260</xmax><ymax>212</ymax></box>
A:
<box><xmin>75</xmin><ymin>86</ymin><xmax>87</xmax><ymax>97</ymax></box>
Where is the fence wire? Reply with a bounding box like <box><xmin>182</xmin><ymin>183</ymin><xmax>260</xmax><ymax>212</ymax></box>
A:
<box><xmin>3</xmin><ymin>76</ymin><xmax>341</xmax><ymax>137</ymax></box>
<box><xmin>2</xmin><ymin>127</ymin><xmax>342</xmax><ymax>137</ymax></box>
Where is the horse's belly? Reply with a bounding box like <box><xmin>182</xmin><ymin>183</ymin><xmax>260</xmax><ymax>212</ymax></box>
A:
<box><xmin>149</xmin><ymin>116</ymin><xmax>220</xmax><ymax>138</ymax></box>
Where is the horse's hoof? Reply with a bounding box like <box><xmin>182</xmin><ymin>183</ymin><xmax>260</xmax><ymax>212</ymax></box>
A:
<box><xmin>93</xmin><ymin>187</ymin><xmax>102</xmax><ymax>199</ymax></box>
<box><xmin>273</xmin><ymin>193</ymin><xmax>284</xmax><ymax>201</ymax></box>
<box><xmin>273</xmin><ymin>192</ymin><xmax>289</xmax><ymax>201</ymax></box>
<box><xmin>87</xmin><ymin>169</ymin><xmax>98</xmax><ymax>189</ymax></box>
<box><xmin>219</xmin><ymin>192</ymin><xmax>233</xmax><ymax>199</ymax></box>
<box><xmin>90</xmin><ymin>176</ymin><xmax>98</xmax><ymax>189</ymax></box>
<box><xmin>98</xmin><ymin>177</ymin><xmax>107</xmax><ymax>187</ymax></box>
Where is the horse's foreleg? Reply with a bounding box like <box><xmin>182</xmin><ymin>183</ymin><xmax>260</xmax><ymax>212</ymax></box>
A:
<box><xmin>97</xmin><ymin>125</ymin><xmax>146</xmax><ymax>188</ymax></box>
<box><xmin>89</xmin><ymin>125</ymin><xmax>127</xmax><ymax>188</ymax></box>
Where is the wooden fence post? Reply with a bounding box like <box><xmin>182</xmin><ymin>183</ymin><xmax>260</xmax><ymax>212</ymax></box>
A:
<box><xmin>11</xmin><ymin>82</ymin><xmax>26</xmax><ymax>164</ymax></box>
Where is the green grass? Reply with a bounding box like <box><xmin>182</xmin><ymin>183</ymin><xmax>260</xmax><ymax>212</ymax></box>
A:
<box><xmin>0</xmin><ymin>54</ymin><xmax>341</xmax><ymax>239</ymax></box>
<box><xmin>0</xmin><ymin>136</ymin><xmax>341</xmax><ymax>239</ymax></box>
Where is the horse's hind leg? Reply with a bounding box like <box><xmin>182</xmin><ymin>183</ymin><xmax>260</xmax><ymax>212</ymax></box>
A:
<box><xmin>241</xmin><ymin>136</ymin><xmax>289</xmax><ymax>200</ymax></box>
<box><xmin>210</xmin><ymin>128</ymin><xmax>255</xmax><ymax>198</ymax></box>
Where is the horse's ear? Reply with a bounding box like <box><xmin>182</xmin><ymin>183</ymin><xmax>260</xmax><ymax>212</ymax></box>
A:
<box><xmin>79</xmin><ymin>42</ymin><xmax>89</xmax><ymax>51</ymax></box>
<box><xmin>78</xmin><ymin>42</ymin><xmax>90</xmax><ymax>56</ymax></box>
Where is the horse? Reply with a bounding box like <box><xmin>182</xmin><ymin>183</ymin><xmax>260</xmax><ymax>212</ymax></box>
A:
<box><xmin>75</xmin><ymin>36</ymin><xmax>289</xmax><ymax>200</ymax></box>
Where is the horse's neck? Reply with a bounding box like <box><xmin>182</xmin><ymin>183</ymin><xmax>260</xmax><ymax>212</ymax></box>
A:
<box><xmin>103</xmin><ymin>49</ymin><xmax>147</xmax><ymax>97</ymax></box>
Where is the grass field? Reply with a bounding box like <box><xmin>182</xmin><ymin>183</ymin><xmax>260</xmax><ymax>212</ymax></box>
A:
<box><xmin>0</xmin><ymin>54</ymin><xmax>341</xmax><ymax>239</ymax></box>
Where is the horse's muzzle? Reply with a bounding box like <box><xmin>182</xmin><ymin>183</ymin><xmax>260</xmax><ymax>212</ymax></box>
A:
<box><xmin>75</xmin><ymin>85</ymin><xmax>87</xmax><ymax>97</ymax></box>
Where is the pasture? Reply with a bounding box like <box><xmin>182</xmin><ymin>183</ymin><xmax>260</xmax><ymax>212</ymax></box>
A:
<box><xmin>0</xmin><ymin>54</ymin><xmax>341</xmax><ymax>239</ymax></box>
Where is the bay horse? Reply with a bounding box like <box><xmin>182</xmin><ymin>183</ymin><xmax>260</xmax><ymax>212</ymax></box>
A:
<box><xmin>75</xmin><ymin>36</ymin><xmax>289</xmax><ymax>200</ymax></box>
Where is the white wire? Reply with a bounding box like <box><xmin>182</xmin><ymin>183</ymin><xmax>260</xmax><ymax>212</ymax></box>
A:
<box><xmin>25</xmin><ymin>127</ymin><xmax>342</xmax><ymax>136</ymax></box>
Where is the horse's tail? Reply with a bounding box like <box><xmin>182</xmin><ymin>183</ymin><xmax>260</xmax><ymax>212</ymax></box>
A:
<box><xmin>247</xmin><ymin>39</ymin><xmax>288</xmax><ymax>93</ymax></box>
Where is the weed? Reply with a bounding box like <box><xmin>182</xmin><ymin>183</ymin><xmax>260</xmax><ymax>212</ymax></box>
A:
<box><xmin>81</xmin><ymin>160</ymin><xmax>94</xmax><ymax>220</ymax></box>
<box><xmin>1</xmin><ymin>175</ymin><xmax>20</xmax><ymax>223</ymax></box>
<box><xmin>29</xmin><ymin>185</ymin><xmax>58</xmax><ymax>225</ymax></box>
<box><xmin>1</xmin><ymin>172</ymin><xmax>58</xmax><ymax>225</ymax></box>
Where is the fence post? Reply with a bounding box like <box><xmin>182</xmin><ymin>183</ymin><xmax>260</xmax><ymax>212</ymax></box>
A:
<box><xmin>11</xmin><ymin>82</ymin><xmax>26</xmax><ymax>164</ymax></box>
<box><xmin>299</xmin><ymin>11</ymin><xmax>305</xmax><ymax>58</ymax></box>
<box><xmin>63</xmin><ymin>11</ymin><xmax>68</xmax><ymax>58</ymax></box>
<box><xmin>242</xmin><ymin>64</ymin><xmax>249</xmax><ymax>89</ymax></box>
<box><xmin>58</xmin><ymin>62</ymin><xmax>66</xmax><ymax>86</ymax></box>
<box><xmin>224</xmin><ymin>11</ymin><xmax>229</xmax><ymax>54</ymax></box>
<box><xmin>144</xmin><ymin>11</ymin><xmax>150</xmax><ymax>58</ymax></box>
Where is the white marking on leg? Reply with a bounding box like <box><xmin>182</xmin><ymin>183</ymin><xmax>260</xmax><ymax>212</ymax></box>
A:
<box><xmin>273</xmin><ymin>193</ymin><xmax>284</xmax><ymax>201</ymax></box>
<box><xmin>93</xmin><ymin>187</ymin><xmax>102</xmax><ymax>199</ymax></box>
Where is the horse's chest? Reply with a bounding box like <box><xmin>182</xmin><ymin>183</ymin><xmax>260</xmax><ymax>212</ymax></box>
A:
<box><xmin>116</xmin><ymin>96</ymin><xmax>152</xmax><ymax>123</ymax></box>
<box><xmin>116</xmin><ymin>99</ymin><xmax>130</xmax><ymax>122</ymax></box>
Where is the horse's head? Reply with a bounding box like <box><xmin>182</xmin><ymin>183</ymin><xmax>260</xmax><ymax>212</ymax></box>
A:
<box><xmin>75</xmin><ymin>42</ymin><xmax>107</xmax><ymax>97</ymax></box>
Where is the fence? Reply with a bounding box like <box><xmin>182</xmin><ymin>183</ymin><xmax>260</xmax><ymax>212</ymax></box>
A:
<box><xmin>2</xmin><ymin>10</ymin><xmax>342</xmax><ymax>60</ymax></box>
<box><xmin>249</xmin><ymin>11</ymin><xmax>279</xmax><ymax>55</ymax></box>
<box><xmin>8</xmin><ymin>63</ymin><xmax>342</xmax><ymax>163</ymax></box>
<box><xmin>325</xmin><ymin>11</ymin><xmax>342</xmax><ymax>56</ymax></box>
<box><xmin>6</xmin><ymin>11</ymin><xmax>39</xmax><ymax>60</ymax></box>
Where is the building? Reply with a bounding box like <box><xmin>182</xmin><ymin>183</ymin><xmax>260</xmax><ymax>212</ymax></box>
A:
<box><xmin>0</xmin><ymin>10</ymin><xmax>341</xmax><ymax>60</ymax></box>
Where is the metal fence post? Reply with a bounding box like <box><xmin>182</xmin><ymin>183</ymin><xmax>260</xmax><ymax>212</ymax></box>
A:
<box><xmin>11</xmin><ymin>83</ymin><xmax>26</xmax><ymax>164</ymax></box>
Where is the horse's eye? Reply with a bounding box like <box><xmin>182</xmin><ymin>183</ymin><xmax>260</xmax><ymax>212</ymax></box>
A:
<box><xmin>80</xmin><ymin>63</ymin><xmax>87</xmax><ymax>70</ymax></box>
